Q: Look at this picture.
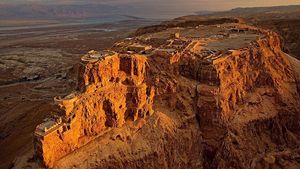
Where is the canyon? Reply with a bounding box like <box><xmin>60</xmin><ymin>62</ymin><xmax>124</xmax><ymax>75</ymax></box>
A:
<box><xmin>15</xmin><ymin>17</ymin><xmax>300</xmax><ymax>169</ymax></box>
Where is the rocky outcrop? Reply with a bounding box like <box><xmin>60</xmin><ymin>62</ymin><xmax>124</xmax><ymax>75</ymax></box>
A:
<box><xmin>213</xmin><ymin>32</ymin><xmax>299</xmax><ymax>121</ymax></box>
<box><xmin>34</xmin><ymin>52</ymin><xmax>155</xmax><ymax>168</ymax></box>
<box><xmin>208</xmin><ymin>32</ymin><xmax>300</xmax><ymax>168</ymax></box>
<box><xmin>180</xmin><ymin>59</ymin><xmax>219</xmax><ymax>85</ymax></box>
<box><xmin>31</xmin><ymin>18</ymin><xmax>300</xmax><ymax>169</ymax></box>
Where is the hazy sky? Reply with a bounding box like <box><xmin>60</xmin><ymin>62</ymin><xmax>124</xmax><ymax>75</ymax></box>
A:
<box><xmin>1</xmin><ymin>0</ymin><xmax>300</xmax><ymax>18</ymax></box>
<box><xmin>2</xmin><ymin>0</ymin><xmax>300</xmax><ymax>11</ymax></box>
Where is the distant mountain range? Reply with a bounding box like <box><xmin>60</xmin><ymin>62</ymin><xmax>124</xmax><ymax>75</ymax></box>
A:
<box><xmin>198</xmin><ymin>5</ymin><xmax>300</xmax><ymax>19</ymax></box>
<box><xmin>228</xmin><ymin>5</ymin><xmax>300</xmax><ymax>14</ymax></box>
<box><xmin>0</xmin><ymin>3</ymin><xmax>120</xmax><ymax>19</ymax></box>
<box><xmin>1</xmin><ymin>3</ymin><xmax>300</xmax><ymax>22</ymax></box>
<box><xmin>0</xmin><ymin>2</ymin><xmax>192</xmax><ymax>20</ymax></box>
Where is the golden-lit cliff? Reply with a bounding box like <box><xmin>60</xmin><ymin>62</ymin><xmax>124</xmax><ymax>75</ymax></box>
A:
<box><xmin>32</xmin><ymin>18</ymin><xmax>300</xmax><ymax>169</ymax></box>
<box><xmin>34</xmin><ymin>52</ymin><xmax>155</xmax><ymax>168</ymax></box>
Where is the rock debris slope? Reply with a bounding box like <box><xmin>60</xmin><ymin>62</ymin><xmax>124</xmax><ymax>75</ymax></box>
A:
<box><xmin>31</xmin><ymin>18</ymin><xmax>300</xmax><ymax>169</ymax></box>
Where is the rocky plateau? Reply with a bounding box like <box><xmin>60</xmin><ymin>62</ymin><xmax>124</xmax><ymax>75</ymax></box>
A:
<box><xmin>11</xmin><ymin>17</ymin><xmax>300</xmax><ymax>169</ymax></box>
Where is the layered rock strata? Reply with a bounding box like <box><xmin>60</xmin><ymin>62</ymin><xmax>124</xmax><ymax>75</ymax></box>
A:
<box><xmin>34</xmin><ymin>52</ymin><xmax>155</xmax><ymax>168</ymax></box>
<box><xmin>213</xmin><ymin>32</ymin><xmax>299</xmax><ymax>121</ymax></box>
<box><xmin>31</xmin><ymin>18</ymin><xmax>300</xmax><ymax>169</ymax></box>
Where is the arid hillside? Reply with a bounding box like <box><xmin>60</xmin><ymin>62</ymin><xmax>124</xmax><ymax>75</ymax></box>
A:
<box><xmin>10</xmin><ymin>16</ymin><xmax>300</xmax><ymax>169</ymax></box>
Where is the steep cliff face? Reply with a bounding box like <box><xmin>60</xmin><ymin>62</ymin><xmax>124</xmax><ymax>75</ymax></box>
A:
<box><xmin>34</xmin><ymin>53</ymin><xmax>155</xmax><ymax>168</ymax></box>
<box><xmin>214</xmin><ymin>32</ymin><xmax>299</xmax><ymax>122</ymax></box>
<box><xmin>30</xmin><ymin>19</ymin><xmax>300</xmax><ymax>169</ymax></box>
<box><xmin>209</xmin><ymin>33</ymin><xmax>300</xmax><ymax>169</ymax></box>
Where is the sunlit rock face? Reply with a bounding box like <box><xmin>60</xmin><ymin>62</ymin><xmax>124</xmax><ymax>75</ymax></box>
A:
<box><xmin>31</xmin><ymin>17</ymin><xmax>300</xmax><ymax>169</ymax></box>
<box><xmin>34</xmin><ymin>52</ymin><xmax>155</xmax><ymax>168</ymax></box>
<box><xmin>213</xmin><ymin>32</ymin><xmax>299</xmax><ymax>122</ymax></box>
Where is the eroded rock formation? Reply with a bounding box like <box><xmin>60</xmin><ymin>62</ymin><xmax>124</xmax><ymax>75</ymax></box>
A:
<box><xmin>210</xmin><ymin>32</ymin><xmax>300</xmax><ymax>169</ymax></box>
<box><xmin>32</xmin><ymin>17</ymin><xmax>300</xmax><ymax>169</ymax></box>
<box><xmin>214</xmin><ymin>32</ymin><xmax>299</xmax><ymax>121</ymax></box>
<box><xmin>34</xmin><ymin>52</ymin><xmax>155</xmax><ymax>168</ymax></box>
